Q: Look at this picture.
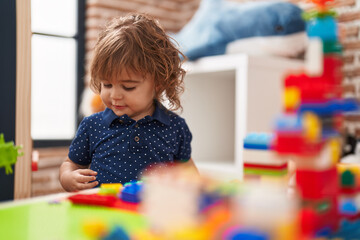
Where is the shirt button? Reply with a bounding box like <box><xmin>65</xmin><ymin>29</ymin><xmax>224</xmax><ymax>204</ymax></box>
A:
<box><xmin>134</xmin><ymin>124</ymin><xmax>139</xmax><ymax>128</ymax></box>
<box><xmin>134</xmin><ymin>136</ymin><xmax>140</xmax><ymax>142</ymax></box>
<box><xmin>119</xmin><ymin>120</ymin><xmax>123</xmax><ymax>124</ymax></box>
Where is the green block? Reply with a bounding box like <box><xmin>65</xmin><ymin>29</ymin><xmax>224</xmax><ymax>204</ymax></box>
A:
<box><xmin>244</xmin><ymin>167</ymin><xmax>288</xmax><ymax>176</ymax></box>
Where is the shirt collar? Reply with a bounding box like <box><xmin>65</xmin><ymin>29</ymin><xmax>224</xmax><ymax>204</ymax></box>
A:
<box><xmin>103</xmin><ymin>108</ymin><xmax>120</xmax><ymax>127</ymax></box>
<box><xmin>151</xmin><ymin>101</ymin><xmax>171</xmax><ymax>126</ymax></box>
<box><xmin>102</xmin><ymin>101</ymin><xmax>171</xmax><ymax>127</ymax></box>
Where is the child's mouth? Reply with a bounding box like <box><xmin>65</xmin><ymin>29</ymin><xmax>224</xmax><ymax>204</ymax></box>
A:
<box><xmin>113</xmin><ymin>105</ymin><xmax>126</xmax><ymax>110</ymax></box>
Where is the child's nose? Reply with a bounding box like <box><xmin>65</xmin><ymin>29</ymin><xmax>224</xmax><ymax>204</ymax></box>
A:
<box><xmin>111</xmin><ymin>88</ymin><xmax>124</xmax><ymax>100</ymax></box>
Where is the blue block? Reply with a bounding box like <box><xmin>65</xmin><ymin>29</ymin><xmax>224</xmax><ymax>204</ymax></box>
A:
<box><xmin>307</xmin><ymin>16</ymin><xmax>337</xmax><ymax>41</ymax></box>
<box><xmin>243</xmin><ymin>133</ymin><xmax>273</xmax><ymax>150</ymax></box>
<box><xmin>102</xmin><ymin>226</ymin><xmax>130</xmax><ymax>240</ymax></box>
<box><xmin>120</xmin><ymin>181</ymin><xmax>143</xmax><ymax>203</ymax></box>
<box><xmin>298</xmin><ymin>99</ymin><xmax>359</xmax><ymax>115</ymax></box>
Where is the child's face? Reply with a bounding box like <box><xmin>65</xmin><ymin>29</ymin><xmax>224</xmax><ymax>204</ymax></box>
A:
<box><xmin>100</xmin><ymin>69</ymin><xmax>156</xmax><ymax>121</ymax></box>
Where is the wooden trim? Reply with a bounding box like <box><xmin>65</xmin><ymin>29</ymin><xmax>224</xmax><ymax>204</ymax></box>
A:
<box><xmin>15</xmin><ymin>0</ymin><xmax>32</xmax><ymax>199</ymax></box>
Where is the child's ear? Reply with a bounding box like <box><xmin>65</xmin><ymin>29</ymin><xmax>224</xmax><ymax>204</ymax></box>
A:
<box><xmin>155</xmin><ymin>85</ymin><xmax>161</xmax><ymax>96</ymax></box>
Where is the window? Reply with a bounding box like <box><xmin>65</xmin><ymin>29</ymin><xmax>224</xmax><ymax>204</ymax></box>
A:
<box><xmin>31</xmin><ymin>0</ymin><xmax>85</xmax><ymax>147</ymax></box>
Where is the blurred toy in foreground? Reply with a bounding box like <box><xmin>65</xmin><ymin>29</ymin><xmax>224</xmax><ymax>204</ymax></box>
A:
<box><xmin>244</xmin><ymin>0</ymin><xmax>360</xmax><ymax>237</ymax></box>
<box><xmin>71</xmin><ymin>164</ymin><xmax>299</xmax><ymax>240</ymax></box>
<box><xmin>68</xmin><ymin>161</ymin><xmax>360</xmax><ymax>239</ymax></box>
<box><xmin>0</xmin><ymin>133</ymin><xmax>23</xmax><ymax>174</ymax></box>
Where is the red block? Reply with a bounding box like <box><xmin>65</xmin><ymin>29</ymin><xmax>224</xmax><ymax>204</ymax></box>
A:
<box><xmin>296</xmin><ymin>167</ymin><xmax>339</xmax><ymax>200</ymax></box>
<box><xmin>68</xmin><ymin>194</ymin><xmax>117</xmax><ymax>207</ymax></box>
<box><xmin>273</xmin><ymin>133</ymin><xmax>323</xmax><ymax>156</ymax></box>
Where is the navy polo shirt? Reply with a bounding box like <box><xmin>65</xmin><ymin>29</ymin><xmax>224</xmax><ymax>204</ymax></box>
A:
<box><xmin>68</xmin><ymin>103</ymin><xmax>192</xmax><ymax>184</ymax></box>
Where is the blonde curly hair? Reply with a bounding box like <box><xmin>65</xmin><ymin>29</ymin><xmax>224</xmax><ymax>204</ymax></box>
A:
<box><xmin>90</xmin><ymin>13</ymin><xmax>186</xmax><ymax>112</ymax></box>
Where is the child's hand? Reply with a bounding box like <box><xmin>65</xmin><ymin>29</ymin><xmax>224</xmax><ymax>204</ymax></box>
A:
<box><xmin>61</xmin><ymin>169</ymin><xmax>99</xmax><ymax>192</ymax></box>
<box><xmin>59</xmin><ymin>158</ymin><xmax>99</xmax><ymax>192</ymax></box>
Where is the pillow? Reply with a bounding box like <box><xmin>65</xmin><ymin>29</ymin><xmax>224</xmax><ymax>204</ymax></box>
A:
<box><xmin>172</xmin><ymin>0</ymin><xmax>305</xmax><ymax>60</ymax></box>
<box><xmin>226</xmin><ymin>31</ymin><xmax>307</xmax><ymax>58</ymax></box>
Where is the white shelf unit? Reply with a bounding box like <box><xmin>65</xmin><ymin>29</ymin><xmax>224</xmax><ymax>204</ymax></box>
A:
<box><xmin>180</xmin><ymin>54</ymin><xmax>304</xmax><ymax>180</ymax></box>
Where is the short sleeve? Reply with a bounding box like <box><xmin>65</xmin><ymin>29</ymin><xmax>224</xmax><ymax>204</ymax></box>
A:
<box><xmin>68</xmin><ymin>118</ymin><xmax>92</xmax><ymax>165</ymax></box>
<box><xmin>174</xmin><ymin>118</ymin><xmax>192</xmax><ymax>162</ymax></box>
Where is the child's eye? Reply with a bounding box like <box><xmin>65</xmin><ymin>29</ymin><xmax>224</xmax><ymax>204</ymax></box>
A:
<box><xmin>123</xmin><ymin>86</ymin><xmax>136</xmax><ymax>91</ymax></box>
<box><xmin>103</xmin><ymin>83</ymin><xmax>112</xmax><ymax>88</ymax></box>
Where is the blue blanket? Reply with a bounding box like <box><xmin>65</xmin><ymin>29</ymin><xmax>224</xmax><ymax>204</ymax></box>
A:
<box><xmin>172</xmin><ymin>0</ymin><xmax>305</xmax><ymax>61</ymax></box>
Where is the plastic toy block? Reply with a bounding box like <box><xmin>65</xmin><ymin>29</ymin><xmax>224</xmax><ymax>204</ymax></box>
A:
<box><xmin>299</xmin><ymin>207</ymin><xmax>318</xmax><ymax>238</ymax></box>
<box><xmin>304</xmin><ymin>0</ymin><xmax>335</xmax><ymax>10</ymax></box>
<box><xmin>303</xmin><ymin>8</ymin><xmax>336</xmax><ymax>21</ymax></box>
<box><xmin>100</xmin><ymin>183</ymin><xmax>123</xmax><ymax>191</ymax></box>
<box><xmin>99</xmin><ymin>183</ymin><xmax>123</xmax><ymax>196</ymax></box>
<box><xmin>244</xmin><ymin>167</ymin><xmax>288</xmax><ymax>177</ymax></box>
<box><xmin>199</xmin><ymin>193</ymin><xmax>222</xmax><ymax>212</ymax></box>
<box><xmin>296</xmin><ymin>167</ymin><xmax>339</xmax><ymax>200</ymax></box>
<box><xmin>284</xmin><ymin>87</ymin><xmax>300</xmax><ymax>111</ymax></box>
<box><xmin>103</xmin><ymin>225</ymin><xmax>130</xmax><ymax>240</ymax></box>
<box><xmin>68</xmin><ymin>194</ymin><xmax>117</xmax><ymax>207</ymax></box>
<box><xmin>82</xmin><ymin>219</ymin><xmax>108</xmax><ymax>238</ymax></box>
<box><xmin>319</xmin><ymin>115</ymin><xmax>343</xmax><ymax>137</ymax></box>
<box><xmin>341</xmin><ymin>170</ymin><xmax>356</xmax><ymax>188</ymax></box>
<box><xmin>275</xmin><ymin>114</ymin><xmax>302</xmax><ymax>131</ymax></box>
<box><xmin>314</xmin><ymin>226</ymin><xmax>332</xmax><ymax>238</ymax></box>
<box><xmin>340</xmin><ymin>199</ymin><xmax>357</xmax><ymax>216</ymax></box>
<box><xmin>121</xmin><ymin>181</ymin><xmax>143</xmax><ymax>203</ymax></box>
<box><xmin>306</xmin><ymin>15</ymin><xmax>338</xmax><ymax>42</ymax></box>
<box><xmin>244</xmin><ymin>162</ymin><xmax>288</xmax><ymax>171</ymax></box>
<box><xmin>323</xmin><ymin>41</ymin><xmax>342</xmax><ymax>54</ymax></box>
<box><xmin>0</xmin><ymin>133</ymin><xmax>23</xmax><ymax>174</ymax></box>
<box><xmin>322</xmin><ymin>56</ymin><xmax>343</xmax><ymax>85</ymax></box>
<box><xmin>98</xmin><ymin>188</ymin><xmax>119</xmax><ymax>196</ymax></box>
<box><xmin>223</xmin><ymin>227</ymin><xmax>269</xmax><ymax>240</ymax></box>
<box><xmin>112</xmin><ymin>199</ymin><xmax>139</xmax><ymax>212</ymax></box>
<box><xmin>302</xmin><ymin>198</ymin><xmax>336</xmax><ymax>215</ymax></box>
<box><xmin>244</xmin><ymin>161</ymin><xmax>288</xmax><ymax>177</ymax></box>
<box><xmin>273</xmin><ymin>133</ymin><xmax>324</xmax><ymax>156</ymax></box>
<box><xmin>300</xmin><ymin>199</ymin><xmax>339</xmax><ymax>237</ymax></box>
<box><xmin>243</xmin><ymin>133</ymin><xmax>273</xmax><ymax>150</ymax></box>
<box><xmin>330</xmin><ymin>219</ymin><xmax>360</xmax><ymax>238</ymax></box>
<box><xmin>284</xmin><ymin>59</ymin><xmax>344</xmax><ymax>103</ymax></box>
<box><xmin>68</xmin><ymin>192</ymin><xmax>140</xmax><ymax>212</ymax></box>
<box><xmin>298</xmin><ymin>99</ymin><xmax>359</xmax><ymax>116</ymax></box>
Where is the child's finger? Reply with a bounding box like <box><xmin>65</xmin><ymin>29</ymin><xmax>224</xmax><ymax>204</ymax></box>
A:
<box><xmin>78</xmin><ymin>174</ymin><xmax>97</xmax><ymax>184</ymax></box>
<box><xmin>78</xmin><ymin>169</ymin><xmax>98</xmax><ymax>176</ymax></box>
<box><xmin>78</xmin><ymin>181</ymin><xmax>99</xmax><ymax>190</ymax></box>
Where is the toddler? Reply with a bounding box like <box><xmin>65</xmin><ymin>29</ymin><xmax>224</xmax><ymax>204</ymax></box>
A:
<box><xmin>60</xmin><ymin>13</ymin><xmax>197</xmax><ymax>192</ymax></box>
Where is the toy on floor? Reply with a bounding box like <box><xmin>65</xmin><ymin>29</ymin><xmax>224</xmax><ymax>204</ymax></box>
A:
<box><xmin>0</xmin><ymin>133</ymin><xmax>23</xmax><ymax>174</ymax></box>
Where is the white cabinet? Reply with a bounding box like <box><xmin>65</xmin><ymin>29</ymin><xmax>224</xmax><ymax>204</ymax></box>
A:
<box><xmin>180</xmin><ymin>54</ymin><xmax>304</xmax><ymax>180</ymax></box>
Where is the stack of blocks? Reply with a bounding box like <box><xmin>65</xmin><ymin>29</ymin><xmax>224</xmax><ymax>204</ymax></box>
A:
<box><xmin>280</xmin><ymin>0</ymin><xmax>357</xmax><ymax>236</ymax></box>
<box><xmin>244</xmin><ymin>0</ymin><xmax>360</xmax><ymax>237</ymax></box>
